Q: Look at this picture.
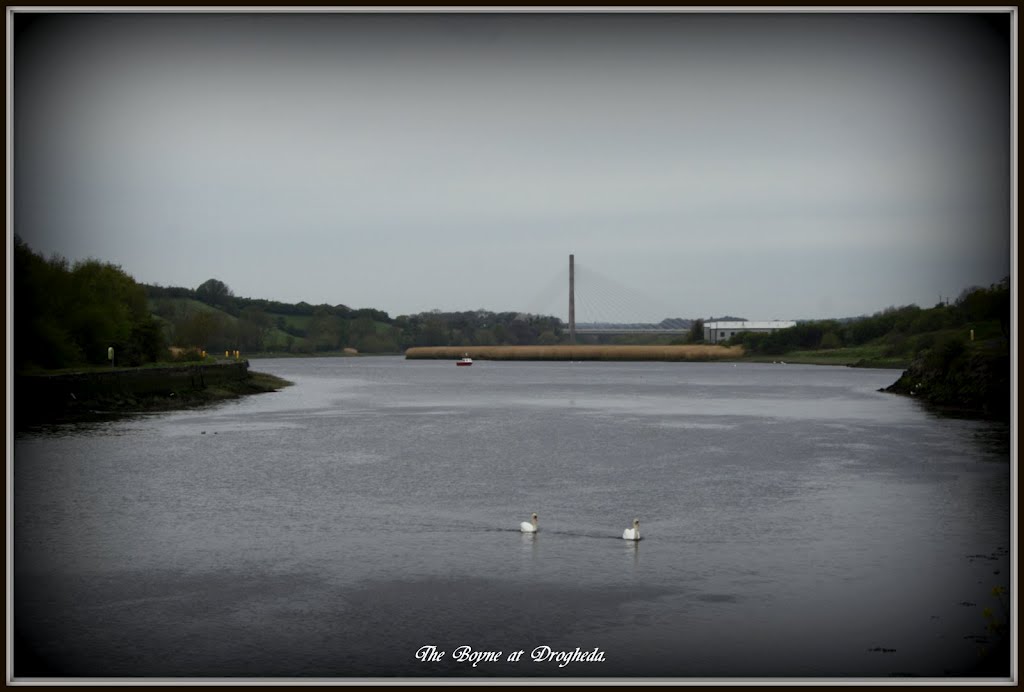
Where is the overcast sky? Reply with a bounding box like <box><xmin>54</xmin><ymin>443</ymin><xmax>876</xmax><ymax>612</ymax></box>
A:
<box><xmin>12</xmin><ymin>11</ymin><xmax>1012</xmax><ymax>322</ymax></box>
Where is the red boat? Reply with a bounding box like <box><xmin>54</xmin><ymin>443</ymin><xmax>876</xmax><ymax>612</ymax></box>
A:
<box><xmin>457</xmin><ymin>355</ymin><xmax>473</xmax><ymax>366</ymax></box>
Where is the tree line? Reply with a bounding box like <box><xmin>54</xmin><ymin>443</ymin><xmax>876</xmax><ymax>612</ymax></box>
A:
<box><xmin>14</xmin><ymin>237</ymin><xmax>165</xmax><ymax>370</ymax></box>
<box><xmin>147</xmin><ymin>279</ymin><xmax>394</xmax><ymax>355</ymax></box>
<box><xmin>723</xmin><ymin>279</ymin><xmax>1010</xmax><ymax>358</ymax></box>
<box><xmin>392</xmin><ymin>310</ymin><xmax>566</xmax><ymax>349</ymax></box>
<box><xmin>147</xmin><ymin>280</ymin><xmax>568</xmax><ymax>355</ymax></box>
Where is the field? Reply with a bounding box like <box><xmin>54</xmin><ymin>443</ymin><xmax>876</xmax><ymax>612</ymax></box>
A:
<box><xmin>405</xmin><ymin>344</ymin><xmax>744</xmax><ymax>361</ymax></box>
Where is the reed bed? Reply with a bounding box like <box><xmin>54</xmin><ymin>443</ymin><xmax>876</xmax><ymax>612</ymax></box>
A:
<box><xmin>405</xmin><ymin>344</ymin><xmax>744</xmax><ymax>362</ymax></box>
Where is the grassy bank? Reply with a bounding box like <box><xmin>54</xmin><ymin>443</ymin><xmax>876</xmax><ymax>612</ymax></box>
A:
<box><xmin>16</xmin><ymin>362</ymin><xmax>293</xmax><ymax>429</ymax></box>
<box><xmin>742</xmin><ymin>345</ymin><xmax>911</xmax><ymax>368</ymax></box>
<box><xmin>406</xmin><ymin>344</ymin><xmax>744</xmax><ymax>361</ymax></box>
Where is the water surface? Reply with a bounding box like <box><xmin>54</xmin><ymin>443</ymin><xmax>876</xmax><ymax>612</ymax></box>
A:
<box><xmin>14</xmin><ymin>358</ymin><xmax>1011</xmax><ymax>679</ymax></box>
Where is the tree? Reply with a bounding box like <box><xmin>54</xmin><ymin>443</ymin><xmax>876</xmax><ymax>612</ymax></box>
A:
<box><xmin>415</xmin><ymin>315</ymin><xmax>449</xmax><ymax>346</ymax></box>
<box><xmin>238</xmin><ymin>306</ymin><xmax>272</xmax><ymax>352</ymax></box>
<box><xmin>688</xmin><ymin>319</ymin><xmax>705</xmax><ymax>344</ymax></box>
<box><xmin>475</xmin><ymin>329</ymin><xmax>497</xmax><ymax>346</ymax></box>
<box><xmin>123</xmin><ymin>317</ymin><xmax>167</xmax><ymax>365</ymax></box>
<box><xmin>14</xmin><ymin>237</ymin><xmax>78</xmax><ymax>369</ymax></box>
<box><xmin>956</xmin><ymin>279</ymin><xmax>1009</xmax><ymax>333</ymax></box>
<box><xmin>819</xmin><ymin>332</ymin><xmax>842</xmax><ymax>350</ymax></box>
<box><xmin>308</xmin><ymin>308</ymin><xmax>346</xmax><ymax>351</ymax></box>
<box><xmin>537</xmin><ymin>330</ymin><xmax>559</xmax><ymax>345</ymax></box>
<box><xmin>176</xmin><ymin>311</ymin><xmax>231</xmax><ymax>352</ymax></box>
<box><xmin>195</xmin><ymin>278</ymin><xmax>234</xmax><ymax>308</ymax></box>
<box><xmin>65</xmin><ymin>260</ymin><xmax>146</xmax><ymax>363</ymax></box>
<box><xmin>13</xmin><ymin>239</ymin><xmax>166</xmax><ymax>369</ymax></box>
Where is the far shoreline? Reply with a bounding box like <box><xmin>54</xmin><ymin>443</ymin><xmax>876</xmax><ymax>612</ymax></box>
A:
<box><xmin>404</xmin><ymin>344</ymin><xmax>744</xmax><ymax>362</ymax></box>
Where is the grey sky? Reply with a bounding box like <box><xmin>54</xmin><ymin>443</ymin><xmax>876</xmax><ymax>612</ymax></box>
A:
<box><xmin>13</xmin><ymin>11</ymin><xmax>1012</xmax><ymax>322</ymax></box>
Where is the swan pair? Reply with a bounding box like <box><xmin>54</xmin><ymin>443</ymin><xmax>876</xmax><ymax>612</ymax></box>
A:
<box><xmin>520</xmin><ymin>513</ymin><xmax>642</xmax><ymax>541</ymax></box>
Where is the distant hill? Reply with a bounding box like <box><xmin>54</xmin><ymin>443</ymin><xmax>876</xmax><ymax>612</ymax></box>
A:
<box><xmin>146</xmin><ymin>283</ymin><xmax>571</xmax><ymax>354</ymax></box>
<box><xmin>146</xmin><ymin>282</ymin><xmax>398</xmax><ymax>355</ymax></box>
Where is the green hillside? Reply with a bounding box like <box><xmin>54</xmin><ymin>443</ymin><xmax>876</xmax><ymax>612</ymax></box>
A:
<box><xmin>147</xmin><ymin>285</ymin><xmax>398</xmax><ymax>356</ymax></box>
<box><xmin>145</xmin><ymin>280</ymin><xmax>568</xmax><ymax>356</ymax></box>
<box><xmin>729</xmin><ymin>282</ymin><xmax>1008</xmax><ymax>367</ymax></box>
<box><xmin>742</xmin><ymin>323</ymin><xmax>1006</xmax><ymax>369</ymax></box>
<box><xmin>149</xmin><ymin>297</ymin><xmax>308</xmax><ymax>354</ymax></box>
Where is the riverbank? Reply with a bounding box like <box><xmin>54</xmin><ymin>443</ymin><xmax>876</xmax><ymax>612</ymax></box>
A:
<box><xmin>884</xmin><ymin>348</ymin><xmax>1010</xmax><ymax>421</ymax></box>
<box><xmin>15</xmin><ymin>361</ymin><xmax>293</xmax><ymax>429</ymax></box>
<box><xmin>742</xmin><ymin>348</ymin><xmax>909</xmax><ymax>369</ymax></box>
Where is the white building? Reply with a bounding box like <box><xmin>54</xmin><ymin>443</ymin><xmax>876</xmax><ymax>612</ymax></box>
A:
<box><xmin>704</xmin><ymin>320</ymin><xmax>797</xmax><ymax>344</ymax></box>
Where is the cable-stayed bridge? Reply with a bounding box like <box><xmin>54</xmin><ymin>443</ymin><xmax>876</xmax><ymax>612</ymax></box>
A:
<box><xmin>525</xmin><ymin>255</ymin><xmax>692</xmax><ymax>340</ymax></box>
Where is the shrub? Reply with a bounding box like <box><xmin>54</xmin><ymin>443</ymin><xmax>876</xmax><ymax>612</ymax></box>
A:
<box><xmin>819</xmin><ymin>332</ymin><xmax>842</xmax><ymax>350</ymax></box>
<box><xmin>169</xmin><ymin>347</ymin><xmax>206</xmax><ymax>363</ymax></box>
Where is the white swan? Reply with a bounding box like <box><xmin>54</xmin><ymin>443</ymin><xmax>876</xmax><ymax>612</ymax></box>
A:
<box><xmin>622</xmin><ymin>518</ymin><xmax>641</xmax><ymax>541</ymax></box>
<box><xmin>520</xmin><ymin>512</ymin><xmax>538</xmax><ymax>533</ymax></box>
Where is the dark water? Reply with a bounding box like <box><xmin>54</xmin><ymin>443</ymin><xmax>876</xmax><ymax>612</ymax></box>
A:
<box><xmin>13</xmin><ymin>358</ymin><xmax>1011</xmax><ymax>679</ymax></box>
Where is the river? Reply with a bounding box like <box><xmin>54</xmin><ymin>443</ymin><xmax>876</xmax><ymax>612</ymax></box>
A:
<box><xmin>13</xmin><ymin>357</ymin><xmax>1011</xmax><ymax>680</ymax></box>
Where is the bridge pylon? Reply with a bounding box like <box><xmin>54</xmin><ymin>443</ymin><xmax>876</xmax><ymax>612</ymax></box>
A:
<box><xmin>569</xmin><ymin>254</ymin><xmax>576</xmax><ymax>344</ymax></box>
